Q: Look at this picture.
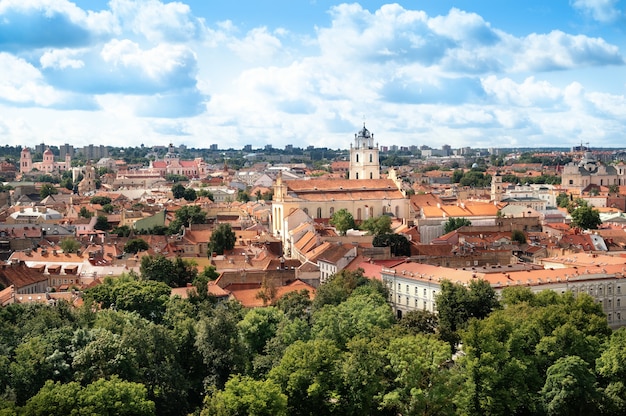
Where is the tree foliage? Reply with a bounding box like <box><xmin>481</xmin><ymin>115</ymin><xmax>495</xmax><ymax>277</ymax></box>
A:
<box><xmin>140</xmin><ymin>254</ymin><xmax>197</xmax><ymax>287</ymax></box>
<box><xmin>372</xmin><ymin>233</ymin><xmax>411</xmax><ymax>257</ymax></box>
<box><xmin>571</xmin><ymin>205</ymin><xmax>602</xmax><ymax>230</ymax></box>
<box><xmin>39</xmin><ymin>183</ymin><xmax>58</xmax><ymax>198</ymax></box>
<box><xmin>124</xmin><ymin>238</ymin><xmax>149</xmax><ymax>254</ymax></box>
<box><xmin>208</xmin><ymin>223</ymin><xmax>236</xmax><ymax>255</ymax></box>
<box><xmin>90</xmin><ymin>196</ymin><xmax>111</xmax><ymax>205</ymax></box>
<box><xmin>329</xmin><ymin>208</ymin><xmax>356</xmax><ymax>236</ymax></box>
<box><xmin>360</xmin><ymin>215</ymin><xmax>392</xmax><ymax>236</ymax></box>
<box><xmin>60</xmin><ymin>238</ymin><xmax>81</xmax><ymax>254</ymax></box>
<box><xmin>443</xmin><ymin>217</ymin><xmax>472</xmax><ymax>233</ymax></box>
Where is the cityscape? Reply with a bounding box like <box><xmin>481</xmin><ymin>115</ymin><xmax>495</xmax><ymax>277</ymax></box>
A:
<box><xmin>1</xmin><ymin>0</ymin><xmax>626</xmax><ymax>414</ymax></box>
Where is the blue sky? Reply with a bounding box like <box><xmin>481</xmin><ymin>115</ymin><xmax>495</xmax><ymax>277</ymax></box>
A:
<box><xmin>0</xmin><ymin>1</ymin><xmax>624</xmax><ymax>151</ymax></box>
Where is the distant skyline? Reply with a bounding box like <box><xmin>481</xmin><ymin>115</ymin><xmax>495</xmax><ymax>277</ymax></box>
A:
<box><xmin>0</xmin><ymin>1</ymin><xmax>624</xmax><ymax>151</ymax></box>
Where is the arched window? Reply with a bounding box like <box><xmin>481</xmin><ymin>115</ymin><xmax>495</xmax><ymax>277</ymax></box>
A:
<box><xmin>356</xmin><ymin>154</ymin><xmax>359</xmax><ymax>163</ymax></box>
<box><xmin>356</xmin><ymin>172</ymin><xmax>359</xmax><ymax>179</ymax></box>
<box><xmin>317</xmin><ymin>207</ymin><xmax>322</xmax><ymax>219</ymax></box>
<box><xmin>369</xmin><ymin>153</ymin><xmax>373</xmax><ymax>163</ymax></box>
<box><xmin>357</xmin><ymin>208</ymin><xmax>362</xmax><ymax>220</ymax></box>
<box><xmin>395</xmin><ymin>205</ymin><xmax>400</xmax><ymax>217</ymax></box>
<box><xmin>329</xmin><ymin>207</ymin><xmax>335</xmax><ymax>216</ymax></box>
<box><xmin>370</xmin><ymin>172</ymin><xmax>373</xmax><ymax>179</ymax></box>
<box><xmin>303</xmin><ymin>208</ymin><xmax>308</xmax><ymax>215</ymax></box>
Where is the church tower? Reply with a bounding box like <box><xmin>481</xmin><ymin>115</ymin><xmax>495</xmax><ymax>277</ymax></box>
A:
<box><xmin>20</xmin><ymin>147</ymin><xmax>32</xmax><ymax>174</ymax></box>
<box><xmin>349</xmin><ymin>124</ymin><xmax>380</xmax><ymax>180</ymax></box>
<box><xmin>491</xmin><ymin>171</ymin><xmax>503</xmax><ymax>202</ymax></box>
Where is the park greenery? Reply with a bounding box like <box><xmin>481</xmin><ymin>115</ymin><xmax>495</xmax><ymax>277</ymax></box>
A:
<box><xmin>0</xmin><ymin>265</ymin><xmax>623</xmax><ymax>415</ymax></box>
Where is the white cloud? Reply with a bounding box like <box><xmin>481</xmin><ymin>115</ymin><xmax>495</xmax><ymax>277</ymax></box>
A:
<box><xmin>109</xmin><ymin>0</ymin><xmax>205</xmax><ymax>42</ymax></box>
<box><xmin>511</xmin><ymin>30</ymin><xmax>623</xmax><ymax>72</ymax></box>
<box><xmin>228</xmin><ymin>27</ymin><xmax>284</xmax><ymax>62</ymax></box>
<box><xmin>571</xmin><ymin>0</ymin><xmax>622</xmax><ymax>22</ymax></box>
<box><xmin>40</xmin><ymin>48</ymin><xmax>84</xmax><ymax>69</ymax></box>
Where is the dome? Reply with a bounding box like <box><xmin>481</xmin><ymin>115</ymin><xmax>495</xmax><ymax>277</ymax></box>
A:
<box><xmin>44</xmin><ymin>148</ymin><xmax>53</xmax><ymax>155</ymax></box>
<box><xmin>358</xmin><ymin>125</ymin><xmax>371</xmax><ymax>138</ymax></box>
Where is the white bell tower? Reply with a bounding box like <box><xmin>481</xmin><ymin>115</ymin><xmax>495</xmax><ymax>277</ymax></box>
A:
<box><xmin>349</xmin><ymin>124</ymin><xmax>380</xmax><ymax>180</ymax></box>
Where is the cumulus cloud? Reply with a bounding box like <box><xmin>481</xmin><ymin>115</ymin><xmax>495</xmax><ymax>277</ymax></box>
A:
<box><xmin>40</xmin><ymin>40</ymin><xmax>201</xmax><ymax>99</ymax></box>
<box><xmin>0</xmin><ymin>52</ymin><xmax>97</xmax><ymax>110</ymax></box>
<box><xmin>228</xmin><ymin>27</ymin><xmax>284</xmax><ymax>62</ymax></box>
<box><xmin>512</xmin><ymin>30</ymin><xmax>624</xmax><ymax>71</ymax></box>
<box><xmin>109</xmin><ymin>0</ymin><xmax>206</xmax><ymax>43</ymax></box>
<box><xmin>571</xmin><ymin>0</ymin><xmax>622</xmax><ymax>22</ymax></box>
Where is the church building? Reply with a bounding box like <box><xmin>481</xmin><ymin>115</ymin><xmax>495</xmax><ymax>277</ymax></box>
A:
<box><xmin>271</xmin><ymin>125</ymin><xmax>409</xmax><ymax>251</ymax></box>
<box><xmin>561</xmin><ymin>151</ymin><xmax>626</xmax><ymax>191</ymax></box>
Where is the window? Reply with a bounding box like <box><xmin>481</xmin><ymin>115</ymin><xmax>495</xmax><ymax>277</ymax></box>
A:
<box><xmin>316</xmin><ymin>207</ymin><xmax>322</xmax><ymax>219</ymax></box>
<box><xmin>415</xmin><ymin>299</ymin><xmax>419</xmax><ymax>307</ymax></box>
<box><xmin>329</xmin><ymin>207</ymin><xmax>334</xmax><ymax>216</ymax></box>
<box><xmin>398</xmin><ymin>283</ymin><xmax>401</xmax><ymax>291</ymax></box>
<box><xmin>618</xmin><ymin>286</ymin><xmax>622</xmax><ymax>294</ymax></box>
<box><xmin>369</xmin><ymin>153</ymin><xmax>373</xmax><ymax>163</ymax></box>
<box><xmin>356</xmin><ymin>172</ymin><xmax>359</xmax><ymax>179</ymax></box>
<box><xmin>406</xmin><ymin>285</ymin><xmax>409</xmax><ymax>293</ymax></box>
<box><xmin>370</xmin><ymin>172</ymin><xmax>373</xmax><ymax>179</ymax></box>
<box><xmin>609</xmin><ymin>313</ymin><xmax>612</xmax><ymax>322</ymax></box>
<box><xmin>356</xmin><ymin>154</ymin><xmax>359</xmax><ymax>163</ymax></box>
<box><xmin>406</xmin><ymin>297</ymin><xmax>409</xmax><ymax>306</ymax></box>
<box><xmin>415</xmin><ymin>287</ymin><xmax>418</xmax><ymax>295</ymax></box>
<box><xmin>423</xmin><ymin>288</ymin><xmax>427</xmax><ymax>298</ymax></box>
<box><xmin>618</xmin><ymin>298</ymin><xmax>621</xmax><ymax>308</ymax></box>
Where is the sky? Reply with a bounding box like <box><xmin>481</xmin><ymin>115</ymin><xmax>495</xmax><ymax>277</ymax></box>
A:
<box><xmin>0</xmin><ymin>0</ymin><xmax>625</xmax><ymax>152</ymax></box>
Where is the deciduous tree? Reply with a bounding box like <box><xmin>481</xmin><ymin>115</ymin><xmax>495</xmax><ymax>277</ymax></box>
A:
<box><xmin>330</xmin><ymin>208</ymin><xmax>356</xmax><ymax>236</ymax></box>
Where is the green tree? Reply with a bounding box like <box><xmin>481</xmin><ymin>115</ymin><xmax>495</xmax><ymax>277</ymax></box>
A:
<box><xmin>312</xmin><ymin>269</ymin><xmax>368</xmax><ymax>310</ymax></box>
<box><xmin>237</xmin><ymin>307</ymin><xmax>285</xmax><ymax>356</ymax></box>
<box><xmin>101</xmin><ymin>203</ymin><xmax>114</xmax><ymax>213</ymax></box>
<box><xmin>597</xmin><ymin>328</ymin><xmax>626</xmax><ymax>414</ymax></box>
<box><xmin>124</xmin><ymin>238</ymin><xmax>149</xmax><ymax>254</ymax></box>
<box><xmin>457</xmin><ymin>291</ymin><xmax>610</xmax><ymax>416</ymax></box>
<box><xmin>90</xmin><ymin>196</ymin><xmax>112</xmax><ymax>205</ymax></box>
<box><xmin>197</xmin><ymin>189</ymin><xmax>214</xmax><ymax>200</ymax></box>
<box><xmin>443</xmin><ymin>217</ymin><xmax>472</xmax><ymax>233</ymax></box>
<box><xmin>511</xmin><ymin>229</ymin><xmax>527</xmax><ymax>245</ymax></box>
<box><xmin>183</xmin><ymin>187</ymin><xmax>197</xmax><ymax>201</ymax></box>
<box><xmin>39</xmin><ymin>183</ymin><xmax>58</xmax><ymax>198</ymax></box>
<box><xmin>237</xmin><ymin>189</ymin><xmax>250</xmax><ymax>202</ymax></box>
<box><xmin>381</xmin><ymin>334</ymin><xmax>457</xmax><ymax>416</ymax></box>
<box><xmin>60</xmin><ymin>238</ymin><xmax>81</xmax><ymax>254</ymax></box>
<box><xmin>83</xmin><ymin>276</ymin><xmax>171</xmax><ymax>322</ymax></box>
<box><xmin>79</xmin><ymin>206</ymin><xmax>93</xmax><ymax>218</ymax></box>
<box><xmin>202</xmin><ymin>375</ymin><xmax>287</xmax><ymax>416</ymax></box>
<box><xmin>268</xmin><ymin>339</ymin><xmax>342</xmax><ymax>416</ymax></box>
<box><xmin>570</xmin><ymin>205</ymin><xmax>602</xmax><ymax>230</ymax></box>
<box><xmin>94</xmin><ymin>215</ymin><xmax>110</xmax><ymax>231</ymax></box>
<box><xmin>195</xmin><ymin>303</ymin><xmax>246</xmax><ymax>388</ymax></box>
<box><xmin>274</xmin><ymin>289</ymin><xmax>312</xmax><ymax>320</ymax></box>
<box><xmin>541</xmin><ymin>356</ymin><xmax>600</xmax><ymax>416</ymax></box>
<box><xmin>208</xmin><ymin>223</ymin><xmax>236</xmax><ymax>255</ymax></box>
<box><xmin>435</xmin><ymin>279</ymin><xmax>500</xmax><ymax>349</ymax></box>
<box><xmin>360</xmin><ymin>215</ymin><xmax>392</xmax><ymax>236</ymax></box>
<box><xmin>171</xmin><ymin>183</ymin><xmax>185</xmax><ymax>199</ymax></box>
<box><xmin>311</xmin><ymin>290</ymin><xmax>394</xmax><ymax>348</ymax></box>
<box><xmin>140</xmin><ymin>254</ymin><xmax>197</xmax><ymax>287</ymax></box>
<box><xmin>169</xmin><ymin>205</ymin><xmax>207</xmax><ymax>233</ymax></box>
<box><xmin>112</xmin><ymin>225</ymin><xmax>132</xmax><ymax>237</ymax></box>
<box><xmin>329</xmin><ymin>208</ymin><xmax>356</xmax><ymax>236</ymax></box>
<box><xmin>398</xmin><ymin>309</ymin><xmax>438</xmax><ymax>335</ymax></box>
<box><xmin>372</xmin><ymin>233</ymin><xmax>411</xmax><ymax>257</ymax></box>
